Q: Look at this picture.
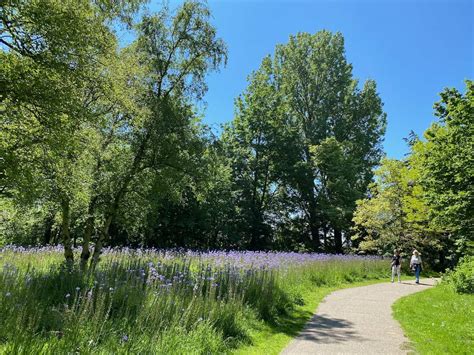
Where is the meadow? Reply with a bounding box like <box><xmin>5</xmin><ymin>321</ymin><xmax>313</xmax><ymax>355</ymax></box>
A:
<box><xmin>0</xmin><ymin>246</ymin><xmax>389</xmax><ymax>353</ymax></box>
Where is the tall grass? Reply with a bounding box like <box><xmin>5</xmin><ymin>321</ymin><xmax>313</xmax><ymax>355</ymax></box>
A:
<box><xmin>0</xmin><ymin>247</ymin><xmax>389</xmax><ymax>353</ymax></box>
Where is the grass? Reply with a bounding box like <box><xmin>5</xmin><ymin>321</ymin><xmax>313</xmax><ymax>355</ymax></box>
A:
<box><xmin>0</xmin><ymin>247</ymin><xmax>395</xmax><ymax>353</ymax></box>
<box><xmin>392</xmin><ymin>283</ymin><xmax>474</xmax><ymax>354</ymax></box>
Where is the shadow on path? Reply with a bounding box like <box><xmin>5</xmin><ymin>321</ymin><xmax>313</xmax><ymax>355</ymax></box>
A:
<box><xmin>296</xmin><ymin>313</ymin><xmax>366</xmax><ymax>344</ymax></box>
<box><xmin>400</xmin><ymin>281</ymin><xmax>435</xmax><ymax>286</ymax></box>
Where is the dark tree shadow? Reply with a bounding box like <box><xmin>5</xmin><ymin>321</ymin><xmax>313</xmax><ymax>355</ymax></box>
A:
<box><xmin>295</xmin><ymin>313</ymin><xmax>365</xmax><ymax>343</ymax></box>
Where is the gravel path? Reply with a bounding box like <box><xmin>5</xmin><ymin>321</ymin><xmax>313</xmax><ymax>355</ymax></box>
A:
<box><xmin>282</xmin><ymin>278</ymin><xmax>439</xmax><ymax>355</ymax></box>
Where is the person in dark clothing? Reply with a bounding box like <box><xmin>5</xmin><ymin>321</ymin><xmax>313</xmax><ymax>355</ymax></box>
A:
<box><xmin>391</xmin><ymin>249</ymin><xmax>401</xmax><ymax>283</ymax></box>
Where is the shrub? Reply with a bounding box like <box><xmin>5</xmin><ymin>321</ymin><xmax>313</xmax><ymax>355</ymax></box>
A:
<box><xmin>444</xmin><ymin>256</ymin><xmax>474</xmax><ymax>294</ymax></box>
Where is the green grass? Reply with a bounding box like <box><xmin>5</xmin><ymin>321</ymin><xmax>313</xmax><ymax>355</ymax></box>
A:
<box><xmin>0</xmin><ymin>248</ymin><xmax>396</xmax><ymax>353</ymax></box>
<box><xmin>233</xmin><ymin>284</ymin><xmax>327</xmax><ymax>355</ymax></box>
<box><xmin>393</xmin><ymin>284</ymin><xmax>474</xmax><ymax>354</ymax></box>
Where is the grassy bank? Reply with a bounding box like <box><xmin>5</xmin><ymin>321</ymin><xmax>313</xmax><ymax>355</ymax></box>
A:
<box><xmin>392</xmin><ymin>284</ymin><xmax>474</xmax><ymax>354</ymax></box>
<box><xmin>1</xmin><ymin>246</ymin><xmax>392</xmax><ymax>353</ymax></box>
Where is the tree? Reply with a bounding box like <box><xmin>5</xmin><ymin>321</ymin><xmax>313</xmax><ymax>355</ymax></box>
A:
<box><xmin>227</xmin><ymin>31</ymin><xmax>386</xmax><ymax>251</ymax></box>
<box><xmin>352</xmin><ymin>158</ymin><xmax>437</xmax><ymax>254</ymax></box>
<box><xmin>411</xmin><ymin>80</ymin><xmax>474</xmax><ymax>256</ymax></box>
<box><xmin>86</xmin><ymin>1</ymin><xmax>227</xmax><ymax>265</ymax></box>
<box><xmin>1</xmin><ymin>1</ymin><xmax>228</xmax><ymax>265</ymax></box>
<box><xmin>1</xmin><ymin>0</ymin><xmax>145</xmax><ymax>263</ymax></box>
<box><xmin>222</xmin><ymin>56</ymin><xmax>281</xmax><ymax>249</ymax></box>
<box><xmin>353</xmin><ymin>81</ymin><xmax>473</xmax><ymax>267</ymax></box>
<box><xmin>275</xmin><ymin>32</ymin><xmax>386</xmax><ymax>251</ymax></box>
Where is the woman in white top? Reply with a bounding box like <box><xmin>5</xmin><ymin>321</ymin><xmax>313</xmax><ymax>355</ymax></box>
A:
<box><xmin>410</xmin><ymin>249</ymin><xmax>423</xmax><ymax>284</ymax></box>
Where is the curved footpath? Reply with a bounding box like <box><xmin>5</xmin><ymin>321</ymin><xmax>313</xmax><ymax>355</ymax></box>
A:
<box><xmin>282</xmin><ymin>278</ymin><xmax>439</xmax><ymax>355</ymax></box>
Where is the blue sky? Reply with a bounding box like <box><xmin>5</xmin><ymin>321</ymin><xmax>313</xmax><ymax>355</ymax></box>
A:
<box><xmin>139</xmin><ymin>0</ymin><xmax>473</xmax><ymax>159</ymax></box>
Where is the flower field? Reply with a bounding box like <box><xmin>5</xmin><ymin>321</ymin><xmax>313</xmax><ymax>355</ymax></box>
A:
<box><xmin>0</xmin><ymin>246</ymin><xmax>388</xmax><ymax>353</ymax></box>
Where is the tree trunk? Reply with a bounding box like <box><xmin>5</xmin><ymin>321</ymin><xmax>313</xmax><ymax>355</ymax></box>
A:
<box><xmin>80</xmin><ymin>216</ymin><xmax>94</xmax><ymax>270</ymax></box>
<box><xmin>308</xmin><ymin>206</ymin><xmax>320</xmax><ymax>250</ymax></box>
<box><xmin>42</xmin><ymin>215</ymin><xmax>54</xmax><ymax>245</ymax></box>
<box><xmin>249</xmin><ymin>213</ymin><xmax>265</xmax><ymax>250</ymax></box>
<box><xmin>309</xmin><ymin>224</ymin><xmax>320</xmax><ymax>250</ymax></box>
<box><xmin>61</xmin><ymin>199</ymin><xmax>74</xmax><ymax>265</ymax></box>
<box><xmin>322</xmin><ymin>226</ymin><xmax>328</xmax><ymax>251</ymax></box>
<box><xmin>90</xmin><ymin>215</ymin><xmax>112</xmax><ymax>268</ymax></box>
<box><xmin>334</xmin><ymin>228</ymin><xmax>343</xmax><ymax>253</ymax></box>
<box><xmin>89</xmin><ymin>129</ymin><xmax>149</xmax><ymax>268</ymax></box>
<box><xmin>80</xmin><ymin>195</ymin><xmax>99</xmax><ymax>271</ymax></box>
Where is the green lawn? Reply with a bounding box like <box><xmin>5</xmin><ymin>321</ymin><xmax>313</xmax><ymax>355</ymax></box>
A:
<box><xmin>392</xmin><ymin>284</ymin><xmax>474</xmax><ymax>354</ymax></box>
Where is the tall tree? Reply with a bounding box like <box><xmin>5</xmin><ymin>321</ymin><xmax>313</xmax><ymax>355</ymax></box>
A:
<box><xmin>87</xmin><ymin>1</ymin><xmax>227</xmax><ymax>265</ymax></box>
<box><xmin>353</xmin><ymin>81</ymin><xmax>473</xmax><ymax>267</ymax></box>
<box><xmin>1</xmin><ymin>0</ymin><xmax>145</xmax><ymax>263</ymax></box>
<box><xmin>274</xmin><ymin>32</ymin><xmax>386</xmax><ymax>251</ymax></box>
<box><xmin>222</xmin><ymin>57</ymin><xmax>281</xmax><ymax>249</ymax></box>
<box><xmin>228</xmin><ymin>31</ymin><xmax>386</xmax><ymax>251</ymax></box>
<box><xmin>411</xmin><ymin>80</ymin><xmax>474</xmax><ymax>256</ymax></box>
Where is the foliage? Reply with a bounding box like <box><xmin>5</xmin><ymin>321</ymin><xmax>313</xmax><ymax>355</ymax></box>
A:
<box><xmin>1</xmin><ymin>8</ymin><xmax>388</xmax><ymax>257</ymax></box>
<box><xmin>0</xmin><ymin>0</ymin><xmax>148</xmax><ymax>262</ymax></box>
<box><xmin>353</xmin><ymin>81</ymin><xmax>473</xmax><ymax>268</ymax></box>
<box><xmin>393</xmin><ymin>283</ymin><xmax>474</xmax><ymax>354</ymax></box>
<box><xmin>352</xmin><ymin>159</ymin><xmax>443</xmax><ymax>260</ymax></box>
<box><xmin>444</xmin><ymin>256</ymin><xmax>474</xmax><ymax>294</ymax></box>
<box><xmin>0</xmin><ymin>0</ymin><xmax>470</xmax><ymax>275</ymax></box>
<box><xmin>221</xmin><ymin>56</ymin><xmax>281</xmax><ymax>249</ymax></box>
<box><xmin>224</xmin><ymin>31</ymin><xmax>386</xmax><ymax>251</ymax></box>
<box><xmin>411</xmin><ymin>80</ymin><xmax>474</xmax><ymax>256</ymax></box>
<box><xmin>0</xmin><ymin>0</ymin><xmax>229</xmax><ymax>266</ymax></box>
<box><xmin>0</xmin><ymin>247</ymin><xmax>389</xmax><ymax>353</ymax></box>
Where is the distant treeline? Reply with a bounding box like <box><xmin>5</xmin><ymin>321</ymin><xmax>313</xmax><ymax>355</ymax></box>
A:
<box><xmin>1</xmin><ymin>1</ymin><xmax>471</xmax><ymax>269</ymax></box>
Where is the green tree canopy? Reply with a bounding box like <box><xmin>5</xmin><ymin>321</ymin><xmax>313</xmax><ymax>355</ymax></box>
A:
<box><xmin>411</xmin><ymin>80</ymin><xmax>474</xmax><ymax>255</ymax></box>
<box><xmin>353</xmin><ymin>81</ymin><xmax>473</xmax><ymax>267</ymax></box>
<box><xmin>225</xmin><ymin>31</ymin><xmax>386</xmax><ymax>251</ymax></box>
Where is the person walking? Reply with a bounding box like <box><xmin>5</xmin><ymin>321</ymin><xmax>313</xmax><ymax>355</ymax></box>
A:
<box><xmin>410</xmin><ymin>250</ymin><xmax>423</xmax><ymax>284</ymax></box>
<box><xmin>391</xmin><ymin>249</ymin><xmax>401</xmax><ymax>283</ymax></box>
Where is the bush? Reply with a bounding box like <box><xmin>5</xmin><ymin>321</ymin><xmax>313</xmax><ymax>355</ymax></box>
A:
<box><xmin>444</xmin><ymin>256</ymin><xmax>474</xmax><ymax>294</ymax></box>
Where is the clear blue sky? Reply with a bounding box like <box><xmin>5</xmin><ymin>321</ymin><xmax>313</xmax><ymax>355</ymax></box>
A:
<box><xmin>139</xmin><ymin>0</ymin><xmax>473</xmax><ymax>159</ymax></box>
